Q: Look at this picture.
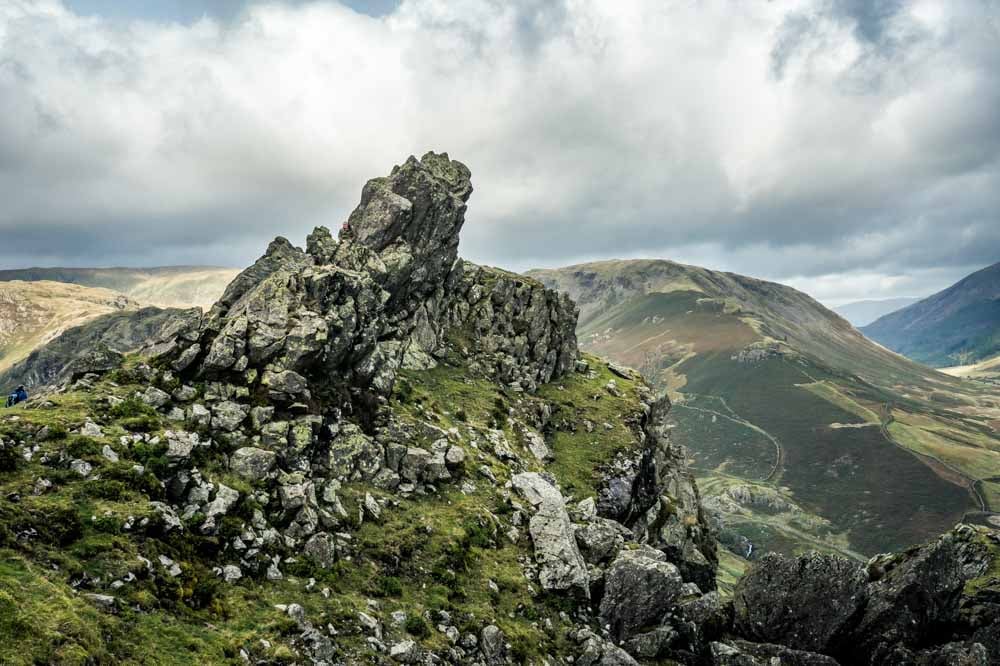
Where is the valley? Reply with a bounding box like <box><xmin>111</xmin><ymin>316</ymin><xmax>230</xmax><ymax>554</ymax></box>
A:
<box><xmin>531</xmin><ymin>260</ymin><xmax>1000</xmax><ymax>564</ymax></box>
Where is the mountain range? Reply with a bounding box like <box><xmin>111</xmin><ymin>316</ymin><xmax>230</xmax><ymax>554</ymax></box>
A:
<box><xmin>0</xmin><ymin>267</ymin><xmax>236</xmax><ymax>380</ymax></box>
<box><xmin>862</xmin><ymin>261</ymin><xmax>1000</xmax><ymax>368</ymax></box>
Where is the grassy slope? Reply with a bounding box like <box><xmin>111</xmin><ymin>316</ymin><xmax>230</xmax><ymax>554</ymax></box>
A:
<box><xmin>531</xmin><ymin>260</ymin><xmax>1000</xmax><ymax>563</ymax></box>
<box><xmin>0</xmin><ymin>352</ymin><xmax>650</xmax><ymax>663</ymax></box>
<box><xmin>0</xmin><ymin>281</ymin><xmax>139</xmax><ymax>374</ymax></box>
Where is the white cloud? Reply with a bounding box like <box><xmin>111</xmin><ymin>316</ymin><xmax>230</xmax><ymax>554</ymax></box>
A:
<box><xmin>0</xmin><ymin>0</ymin><xmax>996</xmax><ymax>303</ymax></box>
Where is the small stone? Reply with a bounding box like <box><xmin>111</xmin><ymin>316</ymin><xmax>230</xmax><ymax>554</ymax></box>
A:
<box><xmin>80</xmin><ymin>421</ymin><xmax>103</xmax><ymax>437</ymax></box>
<box><xmin>101</xmin><ymin>445</ymin><xmax>119</xmax><ymax>463</ymax></box>
<box><xmin>70</xmin><ymin>459</ymin><xmax>92</xmax><ymax>477</ymax></box>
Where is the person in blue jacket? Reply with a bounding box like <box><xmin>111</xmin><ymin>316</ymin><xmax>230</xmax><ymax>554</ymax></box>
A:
<box><xmin>5</xmin><ymin>385</ymin><xmax>27</xmax><ymax>408</ymax></box>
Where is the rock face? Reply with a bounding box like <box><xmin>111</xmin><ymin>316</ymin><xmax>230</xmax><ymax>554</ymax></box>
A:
<box><xmin>598</xmin><ymin>397</ymin><xmax>718</xmax><ymax>591</ymax></box>
<box><xmin>733</xmin><ymin>524</ymin><xmax>1000</xmax><ymax>665</ymax></box>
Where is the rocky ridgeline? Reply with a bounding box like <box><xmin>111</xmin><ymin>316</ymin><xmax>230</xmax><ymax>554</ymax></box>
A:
<box><xmin>0</xmin><ymin>153</ymin><xmax>997</xmax><ymax>665</ymax></box>
<box><xmin>13</xmin><ymin>152</ymin><xmax>716</xmax><ymax>663</ymax></box>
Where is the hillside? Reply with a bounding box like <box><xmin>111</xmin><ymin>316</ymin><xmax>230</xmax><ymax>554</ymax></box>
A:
<box><xmin>1</xmin><ymin>153</ymin><xmax>996</xmax><ymax>665</ymax></box>
<box><xmin>530</xmin><ymin>260</ymin><xmax>1000</xmax><ymax>561</ymax></box>
<box><xmin>0</xmin><ymin>281</ymin><xmax>139</xmax><ymax>375</ymax></box>
<box><xmin>834</xmin><ymin>297</ymin><xmax>920</xmax><ymax>327</ymax></box>
<box><xmin>862</xmin><ymin>261</ymin><xmax>1000</xmax><ymax>367</ymax></box>
<box><xmin>0</xmin><ymin>266</ymin><xmax>239</xmax><ymax>310</ymax></box>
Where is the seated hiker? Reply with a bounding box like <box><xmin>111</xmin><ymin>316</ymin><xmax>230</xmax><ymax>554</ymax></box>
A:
<box><xmin>6</xmin><ymin>385</ymin><xmax>27</xmax><ymax>407</ymax></box>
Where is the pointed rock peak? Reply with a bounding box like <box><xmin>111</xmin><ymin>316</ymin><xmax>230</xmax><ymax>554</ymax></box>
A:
<box><xmin>346</xmin><ymin>151</ymin><xmax>472</xmax><ymax>255</ymax></box>
<box><xmin>306</xmin><ymin>226</ymin><xmax>338</xmax><ymax>264</ymax></box>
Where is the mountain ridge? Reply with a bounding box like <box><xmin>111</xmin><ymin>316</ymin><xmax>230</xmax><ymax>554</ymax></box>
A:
<box><xmin>530</xmin><ymin>258</ymin><xmax>1000</xmax><ymax>561</ymax></box>
<box><xmin>862</xmin><ymin>261</ymin><xmax>1000</xmax><ymax>367</ymax></box>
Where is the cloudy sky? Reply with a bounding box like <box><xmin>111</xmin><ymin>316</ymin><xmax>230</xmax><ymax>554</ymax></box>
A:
<box><xmin>1</xmin><ymin>1</ymin><xmax>997</xmax><ymax>305</ymax></box>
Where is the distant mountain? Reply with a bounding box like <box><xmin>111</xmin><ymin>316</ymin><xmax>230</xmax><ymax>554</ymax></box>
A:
<box><xmin>0</xmin><ymin>281</ymin><xmax>140</xmax><ymax>374</ymax></box>
<box><xmin>531</xmin><ymin>259</ymin><xmax>1000</xmax><ymax>562</ymax></box>
<box><xmin>861</xmin><ymin>262</ymin><xmax>1000</xmax><ymax>367</ymax></box>
<box><xmin>834</xmin><ymin>297</ymin><xmax>921</xmax><ymax>327</ymax></box>
<box><xmin>0</xmin><ymin>266</ymin><xmax>239</xmax><ymax>310</ymax></box>
<box><xmin>0</xmin><ymin>266</ymin><xmax>237</xmax><ymax>381</ymax></box>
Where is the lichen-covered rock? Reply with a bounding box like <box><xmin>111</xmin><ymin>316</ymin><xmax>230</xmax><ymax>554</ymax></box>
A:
<box><xmin>733</xmin><ymin>552</ymin><xmax>866</xmax><ymax>654</ymax></box>
<box><xmin>303</xmin><ymin>532</ymin><xmax>337</xmax><ymax>568</ymax></box>
<box><xmin>230</xmin><ymin>447</ymin><xmax>277</xmax><ymax>480</ymax></box>
<box><xmin>575</xmin><ymin>629</ymin><xmax>640</xmax><ymax>666</ymax></box>
<box><xmin>844</xmin><ymin>524</ymin><xmax>999</xmax><ymax>664</ymax></box>
<box><xmin>709</xmin><ymin>640</ymin><xmax>841</xmax><ymax>665</ymax></box>
<box><xmin>575</xmin><ymin>518</ymin><xmax>628</xmax><ymax>564</ymax></box>
<box><xmin>599</xmin><ymin>547</ymin><xmax>684</xmax><ymax>640</ymax></box>
<box><xmin>513</xmin><ymin>472</ymin><xmax>590</xmax><ymax>595</ymax></box>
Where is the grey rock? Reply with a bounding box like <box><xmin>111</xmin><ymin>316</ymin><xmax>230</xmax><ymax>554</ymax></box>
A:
<box><xmin>599</xmin><ymin>548</ymin><xmax>684</xmax><ymax>640</ymax></box>
<box><xmin>141</xmin><ymin>386</ymin><xmax>171</xmax><ymax>408</ymax></box>
<box><xmin>221</xmin><ymin>564</ymin><xmax>243</xmax><ymax>583</ymax></box>
<box><xmin>399</xmin><ymin>447</ymin><xmax>431</xmax><ymax>483</ymax></box>
<box><xmin>709</xmin><ymin>640</ymin><xmax>841</xmax><ymax>666</ymax></box>
<box><xmin>303</xmin><ymin>532</ymin><xmax>337</xmax><ymax>568</ymax></box>
<box><xmin>733</xmin><ymin>552</ymin><xmax>867</xmax><ymax>654</ymax></box>
<box><xmin>70</xmin><ymin>459</ymin><xmax>92</xmax><ymax>477</ymax></box>
<box><xmin>479</xmin><ymin>624</ymin><xmax>507</xmax><ymax>665</ymax></box>
<box><xmin>575</xmin><ymin>518</ymin><xmax>628</xmax><ymax>564</ymax></box>
<box><xmin>230</xmin><ymin>447</ymin><xmax>277</xmax><ymax>481</ymax></box>
<box><xmin>576</xmin><ymin>629</ymin><xmax>640</xmax><ymax>666</ymax></box>
<box><xmin>187</xmin><ymin>403</ymin><xmax>211</xmax><ymax>427</ymax></box>
<box><xmin>390</xmin><ymin>639</ymin><xmax>421</xmax><ymax>664</ymax></box>
<box><xmin>79</xmin><ymin>421</ymin><xmax>103</xmax><ymax>437</ymax></box>
<box><xmin>512</xmin><ymin>472</ymin><xmax>590</xmax><ymax>595</ymax></box>
<box><xmin>204</xmin><ymin>484</ymin><xmax>240</xmax><ymax>518</ymax></box>
<box><xmin>211</xmin><ymin>400</ymin><xmax>248</xmax><ymax>432</ymax></box>
<box><xmin>165</xmin><ymin>430</ymin><xmax>202</xmax><ymax>460</ymax></box>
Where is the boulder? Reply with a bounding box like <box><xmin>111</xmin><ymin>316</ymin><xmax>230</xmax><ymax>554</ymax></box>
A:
<box><xmin>211</xmin><ymin>401</ymin><xmax>248</xmax><ymax>432</ymax></box>
<box><xmin>575</xmin><ymin>518</ymin><xmax>628</xmax><ymax>564</ymax></box>
<box><xmin>709</xmin><ymin>640</ymin><xmax>841</xmax><ymax>665</ymax></box>
<box><xmin>303</xmin><ymin>532</ymin><xmax>337</xmax><ymax>568</ymax></box>
<box><xmin>733</xmin><ymin>552</ymin><xmax>867</xmax><ymax>654</ymax></box>
<box><xmin>512</xmin><ymin>473</ymin><xmax>590</xmax><ymax>595</ymax></box>
<box><xmin>599</xmin><ymin>547</ymin><xmax>684</xmax><ymax>640</ymax></box>
<box><xmin>230</xmin><ymin>447</ymin><xmax>277</xmax><ymax>480</ymax></box>
<box><xmin>479</xmin><ymin>624</ymin><xmax>507</xmax><ymax>665</ymax></box>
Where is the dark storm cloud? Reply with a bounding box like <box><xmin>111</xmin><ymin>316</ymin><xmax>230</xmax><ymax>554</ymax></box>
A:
<box><xmin>0</xmin><ymin>0</ymin><xmax>998</xmax><ymax>304</ymax></box>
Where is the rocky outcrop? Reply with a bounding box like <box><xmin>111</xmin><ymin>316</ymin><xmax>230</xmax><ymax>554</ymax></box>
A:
<box><xmin>6</xmin><ymin>150</ymin><xmax>998</xmax><ymax>666</ymax></box>
<box><xmin>150</xmin><ymin>153</ymin><xmax>576</xmax><ymax>436</ymax></box>
<box><xmin>598</xmin><ymin>396</ymin><xmax>718</xmax><ymax>591</ymax></box>
<box><xmin>733</xmin><ymin>524</ymin><xmax>1000</xmax><ymax>665</ymax></box>
<box><xmin>733</xmin><ymin>552</ymin><xmax>867</xmax><ymax>654</ymax></box>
